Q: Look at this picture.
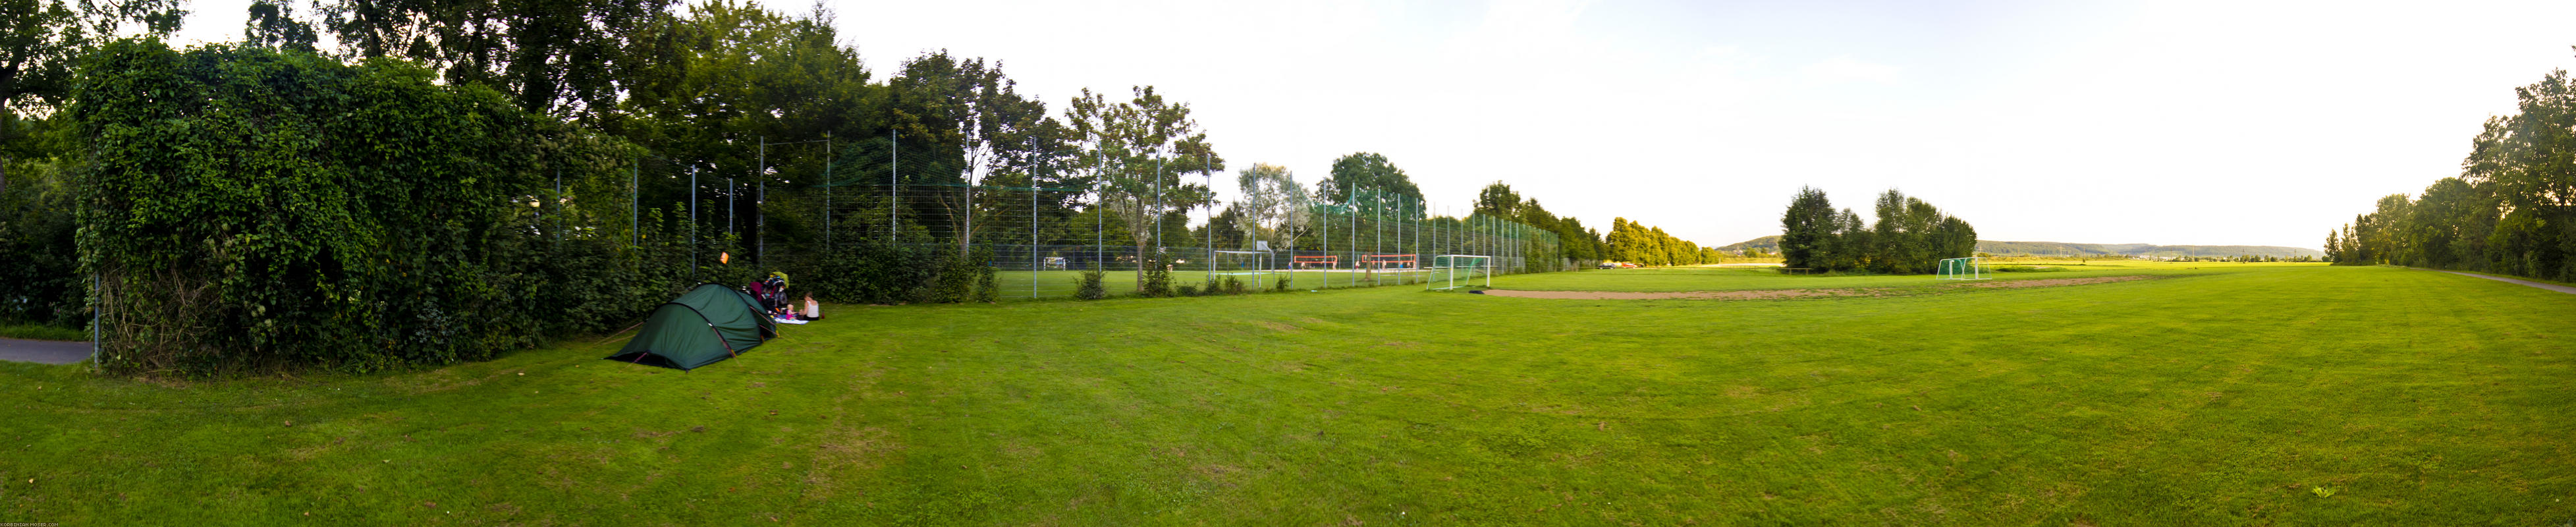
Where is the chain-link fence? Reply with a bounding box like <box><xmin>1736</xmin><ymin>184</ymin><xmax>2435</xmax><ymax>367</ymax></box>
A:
<box><xmin>609</xmin><ymin>136</ymin><xmax>1568</xmax><ymax>301</ymax></box>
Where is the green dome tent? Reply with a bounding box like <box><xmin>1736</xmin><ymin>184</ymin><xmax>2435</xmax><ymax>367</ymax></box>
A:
<box><xmin>607</xmin><ymin>283</ymin><xmax>779</xmax><ymax>370</ymax></box>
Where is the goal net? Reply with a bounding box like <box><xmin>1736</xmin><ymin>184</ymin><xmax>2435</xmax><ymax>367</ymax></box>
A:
<box><xmin>1936</xmin><ymin>257</ymin><xmax>1990</xmax><ymax>280</ymax></box>
<box><xmin>1431</xmin><ymin>254</ymin><xmax>1492</xmax><ymax>290</ymax></box>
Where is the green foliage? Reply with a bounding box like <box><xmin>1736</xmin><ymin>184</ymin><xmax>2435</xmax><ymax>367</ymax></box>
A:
<box><xmin>1137</xmin><ymin>248</ymin><xmax>1174</xmax><ymax>298</ymax></box>
<box><xmin>2331</xmin><ymin>63</ymin><xmax>2576</xmax><ymax>282</ymax></box>
<box><xmin>1780</xmin><ymin>186</ymin><xmax>1834</xmax><ymax>269</ymax></box>
<box><xmin>972</xmin><ymin>248</ymin><xmax>1000</xmax><ymax>303</ymax></box>
<box><xmin>1315</xmin><ymin>152</ymin><xmax>1419</xmax><ymax>207</ymax></box>
<box><xmin>1076</xmin><ymin>268</ymin><xmax>1107</xmax><ymax>300</ymax></box>
<box><xmin>1066</xmin><ymin>86</ymin><xmax>1220</xmax><ymax>291</ymax></box>
<box><xmin>1605</xmin><ymin>217</ymin><xmax>1724</xmax><ymax>267</ymax></box>
<box><xmin>1770</xmin><ymin>188</ymin><xmax>1977</xmax><ymax>274</ymax></box>
<box><xmin>68</xmin><ymin>42</ymin><xmax>662</xmax><ymax>374</ymax></box>
<box><xmin>801</xmin><ymin>237</ymin><xmax>993</xmax><ymax>306</ymax></box>
<box><xmin>317</xmin><ymin>0</ymin><xmax>664</xmax><ymax>115</ymax></box>
<box><xmin>0</xmin><ymin>157</ymin><xmax>80</xmax><ymax>327</ymax></box>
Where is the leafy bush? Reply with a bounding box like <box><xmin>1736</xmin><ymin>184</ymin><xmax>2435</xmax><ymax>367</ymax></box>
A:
<box><xmin>972</xmin><ymin>247</ymin><xmax>999</xmax><ymax>303</ymax></box>
<box><xmin>70</xmin><ymin>42</ymin><xmax>667</xmax><ymax>375</ymax></box>
<box><xmin>1175</xmin><ymin>284</ymin><xmax>1197</xmax><ymax>296</ymax></box>
<box><xmin>1138</xmin><ymin>248</ymin><xmax>1174</xmax><ymax>298</ymax></box>
<box><xmin>0</xmin><ymin>158</ymin><xmax>83</xmax><ymax>327</ymax></box>
<box><xmin>1223</xmin><ymin>276</ymin><xmax>1246</xmax><ymax>295</ymax></box>
<box><xmin>1075</xmin><ymin>269</ymin><xmax>1107</xmax><ymax>300</ymax></box>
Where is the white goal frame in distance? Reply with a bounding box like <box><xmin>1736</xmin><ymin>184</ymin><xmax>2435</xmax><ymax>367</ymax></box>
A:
<box><xmin>1431</xmin><ymin>254</ymin><xmax>1493</xmax><ymax>291</ymax></box>
<box><xmin>1212</xmin><ymin>250</ymin><xmax>1274</xmax><ymax>287</ymax></box>
<box><xmin>1937</xmin><ymin>256</ymin><xmax>1990</xmax><ymax>280</ymax></box>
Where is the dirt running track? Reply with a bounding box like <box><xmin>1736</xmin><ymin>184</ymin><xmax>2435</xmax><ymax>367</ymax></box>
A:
<box><xmin>1477</xmin><ymin>275</ymin><xmax>2151</xmax><ymax>300</ymax></box>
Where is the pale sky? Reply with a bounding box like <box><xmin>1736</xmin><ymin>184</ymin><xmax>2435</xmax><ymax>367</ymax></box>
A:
<box><xmin>175</xmin><ymin>1</ymin><xmax>2576</xmax><ymax>249</ymax></box>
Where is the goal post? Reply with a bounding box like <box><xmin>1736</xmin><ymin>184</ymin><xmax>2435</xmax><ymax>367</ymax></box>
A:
<box><xmin>1937</xmin><ymin>256</ymin><xmax>1990</xmax><ymax>280</ymax></box>
<box><xmin>1431</xmin><ymin>254</ymin><xmax>1492</xmax><ymax>291</ymax></box>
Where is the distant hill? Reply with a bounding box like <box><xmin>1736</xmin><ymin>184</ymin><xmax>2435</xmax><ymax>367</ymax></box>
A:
<box><xmin>1718</xmin><ymin>236</ymin><xmax>2320</xmax><ymax>259</ymax></box>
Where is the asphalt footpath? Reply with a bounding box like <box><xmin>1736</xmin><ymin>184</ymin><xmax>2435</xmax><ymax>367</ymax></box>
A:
<box><xmin>0</xmin><ymin>338</ymin><xmax>90</xmax><ymax>364</ymax></box>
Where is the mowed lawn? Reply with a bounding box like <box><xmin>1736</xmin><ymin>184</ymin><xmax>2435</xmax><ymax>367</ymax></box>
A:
<box><xmin>4</xmin><ymin>264</ymin><xmax>2572</xmax><ymax>525</ymax></box>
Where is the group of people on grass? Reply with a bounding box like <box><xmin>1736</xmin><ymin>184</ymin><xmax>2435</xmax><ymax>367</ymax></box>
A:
<box><xmin>746</xmin><ymin>271</ymin><xmax>823</xmax><ymax>324</ymax></box>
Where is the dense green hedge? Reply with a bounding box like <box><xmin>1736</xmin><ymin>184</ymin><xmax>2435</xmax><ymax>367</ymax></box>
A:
<box><xmin>69</xmin><ymin>42</ymin><xmax>678</xmax><ymax>374</ymax></box>
<box><xmin>0</xmin><ymin>157</ymin><xmax>82</xmax><ymax>327</ymax></box>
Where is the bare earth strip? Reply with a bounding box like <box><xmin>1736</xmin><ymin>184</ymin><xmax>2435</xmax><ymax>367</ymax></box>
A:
<box><xmin>1479</xmin><ymin>275</ymin><xmax>2151</xmax><ymax>300</ymax></box>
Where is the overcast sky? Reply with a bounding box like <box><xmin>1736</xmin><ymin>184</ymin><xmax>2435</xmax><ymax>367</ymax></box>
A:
<box><xmin>175</xmin><ymin>1</ymin><xmax>2576</xmax><ymax>249</ymax></box>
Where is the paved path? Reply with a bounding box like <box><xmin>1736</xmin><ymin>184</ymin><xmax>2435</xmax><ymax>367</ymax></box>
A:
<box><xmin>0</xmin><ymin>337</ymin><xmax>90</xmax><ymax>364</ymax></box>
<box><xmin>2430</xmin><ymin>269</ymin><xmax>2576</xmax><ymax>294</ymax></box>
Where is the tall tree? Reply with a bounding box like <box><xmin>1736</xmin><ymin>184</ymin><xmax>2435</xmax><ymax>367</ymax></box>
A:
<box><xmin>1</xmin><ymin>0</ymin><xmax>185</xmax><ymax>146</ymax></box>
<box><xmin>1066</xmin><ymin>86</ymin><xmax>1219</xmax><ymax>292</ymax></box>
<box><xmin>1778</xmin><ymin>186</ymin><xmax>1835</xmax><ymax>270</ymax></box>
<box><xmin>1474</xmin><ymin>181</ymin><xmax>1522</xmax><ymax>219</ymax></box>
<box><xmin>244</xmin><ymin>0</ymin><xmax>318</xmax><ymax>51</ymax></box>
<box><xmin>889</xmin><ymin>50</ymin><xmax>1064</xmax><ymax>251</ymax></box>
<box><xmin>1236</xmin><ymin>163</ymin><xmax>1305</xmax><ymax>250</ymax></box>
<box><xmin>1315</xmin><ymin>152</ymin><xmax>1421</xmax><ymax>211</ymax></box>
<box><xmin>321</xmin><ymin>0</ymin><xmax>671</xmax><ymax>117</ymax></box>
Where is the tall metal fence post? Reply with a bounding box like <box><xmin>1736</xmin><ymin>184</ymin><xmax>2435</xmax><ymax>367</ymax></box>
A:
<box><xmin>824</xmin><ymin>136</ymin><xmax>833</xmax><ymax>250</ymax></box>
<box><xmin>757</xmin><ymin>136</ymin><xmax>765</xmax><ymax>265</ymax></box>
<box><xmin>690</xmin><ymin>167</ymin><xmax>698</xmax><ymax>279</ymax></box>
<box><xmin>896</xmin><ymin>128</ymin><xmax>906</xmax><ymax>244</ymax></box>
<box><xmin>1203</xmin><ymin>155</ymin><xmax>1213</xmax><ymax>277</ymax></box>
<box><xmin>90</xmin><ymin>273</ymin><xmax>99</xmax><ymax>370</ymax></box>
<box><xmin>1020</xmin><ymin>179</ymin><xmax>1030</xmax><ymax>298</ymax></box>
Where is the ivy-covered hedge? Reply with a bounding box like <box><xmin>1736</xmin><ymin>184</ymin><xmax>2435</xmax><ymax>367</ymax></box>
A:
<box><xmin>70</xmin><ymin>42</ymin><xmax>676</xmax><ymax>374</ymax></box>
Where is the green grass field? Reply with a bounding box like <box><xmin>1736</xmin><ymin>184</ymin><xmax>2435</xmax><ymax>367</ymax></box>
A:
<box><xmin>5</xmin><ymin>264</ymin><xmax>2572</xmax><ymax>524</ymax></box>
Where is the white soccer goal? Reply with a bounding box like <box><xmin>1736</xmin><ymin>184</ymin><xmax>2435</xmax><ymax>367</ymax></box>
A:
<box><xmin>1431</xmin><ymin>254</ymin><xmax>1493</xmax><ymax>291</ymax></box>
<box><xmin>1937</xmin><ymin>256</ymin><xmax>1990</xmax><ymax>280</ymax></box>
<box><xmin>1211</xmin><ymin>250</ymin><xmax>1274</xmax><ymax>289</ymax></box>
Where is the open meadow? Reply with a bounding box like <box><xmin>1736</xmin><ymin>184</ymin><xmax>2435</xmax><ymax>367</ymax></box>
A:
<box><xmin>5</xmin><ymin>263</ymin><xmax>2572</xmax><ymax>525</ymax></box>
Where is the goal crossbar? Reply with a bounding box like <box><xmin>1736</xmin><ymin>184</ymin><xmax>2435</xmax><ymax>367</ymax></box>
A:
<box><xmin>1431</xmin><ymin>254</ymin><xmax>1492</xmax><ymax>290</ymax></box>
<box><xmin>1936</xmin><ymin>256</ymin><xmax>1990</xmax><ymax>280</ymax></box>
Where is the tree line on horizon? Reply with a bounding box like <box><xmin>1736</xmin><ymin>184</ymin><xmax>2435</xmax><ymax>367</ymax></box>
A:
<box><xmin>1776</xmin><ymin>187</ymin><xmax>1977</xmax><ymax>273</ymax></box>
<box><xmin>2324</xmin><ymin>61</ymin><xmax>2576</xmax><ymax>283</ymax></box>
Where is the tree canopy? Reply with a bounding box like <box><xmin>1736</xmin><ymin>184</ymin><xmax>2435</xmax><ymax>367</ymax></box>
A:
<box><xmin>2328</xmin><ymin>59</ymin><xmax>2576</xmax><ymax>281</ymax></box>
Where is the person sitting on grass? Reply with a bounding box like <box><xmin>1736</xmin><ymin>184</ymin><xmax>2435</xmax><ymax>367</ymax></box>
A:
<box><xmin>798</xmin><ymin>294</ymin><xmax>823</xmax><ymax>321</ymax></box>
